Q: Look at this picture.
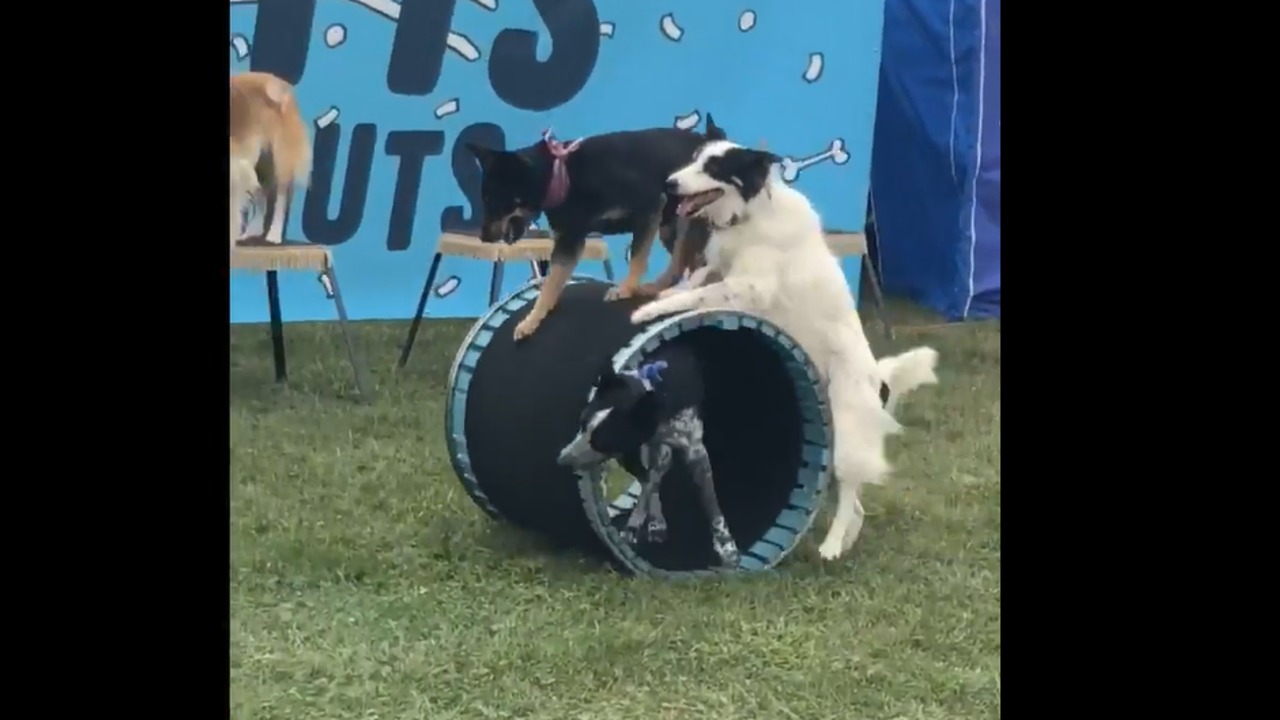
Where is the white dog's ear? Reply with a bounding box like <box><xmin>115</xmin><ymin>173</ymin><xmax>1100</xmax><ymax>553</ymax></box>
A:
<box><xmin>719</xmin><ymin>148</ymin><xmax>780</xmax><ymax>198</ymax></box>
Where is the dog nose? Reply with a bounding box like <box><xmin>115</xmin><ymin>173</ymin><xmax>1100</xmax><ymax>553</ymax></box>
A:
<box><xmin>664</xmin><ymin>178</ymin><xmax>681</xmax><ymax>196</ymax></box>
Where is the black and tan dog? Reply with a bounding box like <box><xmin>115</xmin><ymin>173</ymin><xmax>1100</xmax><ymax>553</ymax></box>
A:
<box><xmin>465</xmin><ymin>116</ymin><xmax>726</xmax><ymax>340</ymax></box>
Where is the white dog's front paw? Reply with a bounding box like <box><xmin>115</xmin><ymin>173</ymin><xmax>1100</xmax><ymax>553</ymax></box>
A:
<box><xmin>630</xmin><ymin>305</ymin><xmax>659</xmax><ymax>325</ymax></box>
<box><xmin>656</xmin><ymin>286</ymin><xmax>685</xmax><ymax>300</ymax></box>
<box><xmin>818</xmin><ymin>538</ymin><xmax>845</xmax><ymax>561</ymax></box>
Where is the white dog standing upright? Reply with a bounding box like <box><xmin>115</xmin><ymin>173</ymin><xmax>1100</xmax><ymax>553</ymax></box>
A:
<box><xmin>631</xmin><ymin>140</ymin><xmax>939</xmax><ymax>560</ymax></box>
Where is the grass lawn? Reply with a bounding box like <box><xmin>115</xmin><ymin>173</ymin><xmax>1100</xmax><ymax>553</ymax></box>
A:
<box><xmin>230</xmin><ymin>303</ymin><xmax>1000</xmax><ymax>720</ymax></box>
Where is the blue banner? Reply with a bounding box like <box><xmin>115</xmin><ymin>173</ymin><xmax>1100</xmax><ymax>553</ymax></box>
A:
<box><xmin>230</xmin><ymin>0</ymin><xmax>884</xmax><ymax>322</ymax></box>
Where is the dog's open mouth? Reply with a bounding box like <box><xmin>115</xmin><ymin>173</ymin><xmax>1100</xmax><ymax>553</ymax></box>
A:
<box><xmin>676</xmin><ymin>189</ymin><xmax>724</xmax><ymax>217</ymax></box>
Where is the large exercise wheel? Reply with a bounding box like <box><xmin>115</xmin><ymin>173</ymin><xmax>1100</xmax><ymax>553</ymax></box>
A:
<box><xmin>445</xmin><ymin>278</ymin><xmax>832</xmax><ymax>578</ymax></box>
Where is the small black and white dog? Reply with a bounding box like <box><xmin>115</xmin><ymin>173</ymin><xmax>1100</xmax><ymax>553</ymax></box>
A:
<box><xmin>556</xmin><ymin>345</ymin><xmax>740</xmax><ymax>567</ymax></box>
<box><xmin>465</xmin><ymin>117</ymin><xmax>727</xmax><ymax>342</ymax></box>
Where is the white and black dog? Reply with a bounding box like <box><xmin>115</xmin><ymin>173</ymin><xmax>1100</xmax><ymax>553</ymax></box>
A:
<box><xmin>630</xmin><ymin>140</ymin><xmax>940</xmax><ymax>561</ymax></box>
<box><xmin>556</xmin><ymin>346</ymin><xmax>740</xmax><ymax>567</ymax></box>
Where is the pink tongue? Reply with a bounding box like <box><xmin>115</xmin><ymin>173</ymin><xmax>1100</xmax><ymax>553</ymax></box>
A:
<box><xmin>676</xmin><ymin>198</ymin><xmax>693</xmax><ymax>217</ymax></box>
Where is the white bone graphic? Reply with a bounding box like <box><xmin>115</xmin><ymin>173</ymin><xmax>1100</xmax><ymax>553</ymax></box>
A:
<box><xmin>230</xmin><ymin>34</ymin><xmax>250</xmax><ymax>60</ymax></box>
<box><xmin>738</xmin><ymin>10</ymin><xmax>757</xmax><ymax>32</ymax></box>
<box><xmin>673</xmin><ymin>110</ymin><xmax>701</xmax><ymax>131</ymax></box>
<box><xmin>802</xmin><ymin>52</ymin><xmax>825</xmax><ymax>83</ymax></box>
<box><xmin>346</xmin><ymin>0</ymin><xmax>482</xmax><ymax>61</ymax></box>
<box><xmin>434</xmin><ymin>276</ymin><xmax>462</xmax><ymax>298</ymax></box>
<box><xmin>659</xmin><ymin>13</ymin><xmax>684</xmax><ymax>42</ymax></box>
<box><xmin>314</xmin><ymin>107</ymin><xmax>340</xmax><ymax>129</ymax></box>
<box><xmin>469</xmin><ymin>0</ymin><xmax>498</xmax><ymax>11</ymax></box>
<box><xmin>777</xmin><ymin>138</ymin><xmax>849</xmax><ymax>183</ymax></box>
<box><xmin>434</xmin><ymin>99</ymin><xmax>461</xmax><ymax>119</ymax></box>
<box><xmin>324</xmin><ymin>24</ymin><xmax>347</xmax><ymax>48</ymax></box>
<box><xmin>600</xmin><ymin>21</ymin><xmax>616</xmax><ymax>38</ymax></box>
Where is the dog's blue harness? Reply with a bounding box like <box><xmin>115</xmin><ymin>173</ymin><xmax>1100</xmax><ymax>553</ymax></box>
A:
<box><xmin>621</xmin><ymin>360</ymin><xmax>668</xmax><ymax>391</ymax></box>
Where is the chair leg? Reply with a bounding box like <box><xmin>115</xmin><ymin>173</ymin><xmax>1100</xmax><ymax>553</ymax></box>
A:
<box><xmin>398</xmin><ymin>252</ymin><xmax>443</xmax><ymax>369</ymax></box>
<box><xmin>488</xmin><ymin>261</ymin><xmax>506</xmax><ymax>307</ymax></box>
<box><xmin>860</xmin><ymin>258</ymin><xmax>895</xmax><ymax>341</ymax></box>
<box><xmin>602</xmin><ymin>258</ymin><xmax>616</xmax><ymax>282</ymax></box>
<box><xmin>266</xmin><ymin>270</ymin><xmax>287</xmax><ymax>382</ymax></box>
<box><xmin>323</xmin><ymin>266</ymin><xmax>374</xmax><ymax>401</ymax></box>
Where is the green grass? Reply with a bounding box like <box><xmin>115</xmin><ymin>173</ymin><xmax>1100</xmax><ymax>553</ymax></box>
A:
<box><xmin>230</xmin><ymin>304</ymin><xmax>1000</xmax><ymax>720</ymax></box>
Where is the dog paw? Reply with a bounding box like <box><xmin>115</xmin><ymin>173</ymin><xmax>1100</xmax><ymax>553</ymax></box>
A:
<box><xmin>513</xmin><ymin>315</ymin><xmax>542</xmax><ymax>341</ymax></box>
<box><xmin>818</xmin><ymin>538</ymin><xmax>845</xmax><ymax>561</ymax></box>
<box><xmin>630</xmin><ymin>305</ymin><xmax>659</xmax><ymax>325</ymax></box>
<box><xmin>714</xmin><ymin>540</ymin><xmax>741</xmax><ymax>568</ymax></box>
<box><xmin>604</xmin><ymin>283</ymin><xmax>641</xmax><ymax>301</ymax></box>
<box><xmin>645</xmin><ymin>518</ymin><xmax>668</xmax><ymax>544</ymax></box>
<box><xmin>657</xmin><ymin>286</ymin><xmax>685</xmax><ymax>300</ymax></box>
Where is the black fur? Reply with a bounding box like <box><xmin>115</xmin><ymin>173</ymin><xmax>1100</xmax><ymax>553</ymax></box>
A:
<box><xmin>466</xmin><ymin>115</ymin><xmax>728</xmax><ymax>270</ymax></box>
<box><xmin>577</xmin><ymin>344</ymin><xmax>705</xmax><ymax>462</ymax></box>
<box><xmin>700</xmin><ymin>147</ymin><xmax>781</xmax><ymax>204</ymax></box>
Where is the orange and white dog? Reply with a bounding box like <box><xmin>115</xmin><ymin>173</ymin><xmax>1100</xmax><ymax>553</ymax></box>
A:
<box><xmin>229</xmin><ymin>71</ymin><xmax>312</xmax><ymax>246</ymax></box>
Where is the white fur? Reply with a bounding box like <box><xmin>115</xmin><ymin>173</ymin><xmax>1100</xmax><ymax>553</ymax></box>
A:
<box><xmin>634</xmin><ymin>141</ymin><xmax>940</xmax><ymax>560</ymax></box>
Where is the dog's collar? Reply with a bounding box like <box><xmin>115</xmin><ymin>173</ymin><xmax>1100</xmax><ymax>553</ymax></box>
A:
<box><xmin>540</xmin><ymin>128</ymin><xmax>582</xmax><ymax>210</ymax></box>
<box><xmin>620</xmin><ymin>360</ymin><xmax>668</xmax><ymax>391</ymax></box>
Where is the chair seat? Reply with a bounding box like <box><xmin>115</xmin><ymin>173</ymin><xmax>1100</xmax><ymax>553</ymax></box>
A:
<box><xmin>436</xmin><ymin>231</ymin><xmax>610</xmax><ymax>262</ymax></box>
<box><xmin>825</xmin><ymin>232</ymin><xmax>867</xmax><ymax>257</ymax></box>
<box><xmin>230</xmin><ymin>242</ymin><xmax>333</xmax><ymax>272</ymax></box>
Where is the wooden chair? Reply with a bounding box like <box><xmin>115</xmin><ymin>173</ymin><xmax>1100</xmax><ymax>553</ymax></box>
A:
<box><xmin>230</xmin><ymin>242</ymin><xmax>374</xmax><ymax>401</ymax></box>
<box><xmin>397</xmin><ymin>230</ymin><xmax>614</xmax><ymax>368</ymax></box>
<box><xmin>825</xmin><ymin>230</ymin><xmax>894</xmax><ymax>340</ymax></box>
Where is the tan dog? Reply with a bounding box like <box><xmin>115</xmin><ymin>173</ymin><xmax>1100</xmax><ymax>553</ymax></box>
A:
<box><xmin>229</xmin><ymin>71</ymin><xmax>312</xmax><ymax>246</ymax></box>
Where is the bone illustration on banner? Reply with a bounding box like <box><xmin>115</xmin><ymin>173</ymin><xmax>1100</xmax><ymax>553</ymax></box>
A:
<box><xmin>434</xmin><ymin>99</ymin><xmax>462</xmax><ymax>120</ymax></box>
<box><xmin>230</xmin><ymin>34</ymin><xmax>251</xmax><ymax>60</ymax></box>
<box><xmin>778</xmin><ymin>138</ymin><xmax>850</xmax><ymax>183</ymax></box>
<box><xmin>344</xmin><ymin>0</ymin><xmax>482</xmax><ymax>61</ymax></box>
<box><xmin>470</xmin><ymin>0</ymin><xmax>498</xmax><ymax>11</ymax></box>
<box><xmin>738</xmin><ymin>10</ymin><xmax>758</xmax><ymax>32</ymax></box>
<box><xmin>659</xmin><ymin>13</ymin><xmax>685</xmax><ymax>42</ymax></box>
<box><xmin>600</xmin><ymin>21</ymin><xmax>616</xmax><ymax>38</ymax></box>
<box><xmin>673</xmin><ymin>110</ymin><xmax>702</xmax><ymax>131</ymax></box>
<box><xmin>324</xmin><ymin>24</ymin><xmax>348</xmax><ymax>48</ymax></box>
<box><xmin>434</xmin><ymin>276</ymin><xmax>462</xmax><ymax>299</ymax></box>
<box><xmin>802</xmin><ymin>52</ymin><xmax>825</xmax><ymax>83</ymax></box>
<box><xmin>314</xmin><ymin>107</ymin><xmax>341</xmax><ymax>130</ymax></box>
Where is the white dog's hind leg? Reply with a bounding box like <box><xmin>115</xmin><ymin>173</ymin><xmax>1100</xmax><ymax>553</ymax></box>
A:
<box><xmin>818</xmin><ymin>333</ymin><xmax>901</xmax><ymax>560</ymax></box>
<box><xmin>818</xmin><ymin>480</ymin><xmax>865</xmax><ymax>559</ymax></box>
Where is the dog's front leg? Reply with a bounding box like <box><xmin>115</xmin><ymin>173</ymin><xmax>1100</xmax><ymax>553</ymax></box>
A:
<box><xmin>606</xmin><ymin>212</ymin><xmax>662</xmax><ymax>301</ymax></box>
<box><xmin>677</xmin><ymin>411</ymin><xmax>739</xmax><ymax>567</ymax></box>
<box><xmin>657</xmin><ymin>264</ymin><xmax>721</xmax><ymax>299</ymax></box>
<box><xmin>515</xmin><ymin>234</ymin><xmax>584</xmax><ymax>341</ymax></box>
<box><xmin>817</xmin><ymin>483</ymin><xmax>865</xmax><ymax>561</ymax></box>
<box><xmin>630</xmin><ymin>281</ymin><xmax>730</xmax><ymax>324</ymax></box>
<box><xmin>623</xmin><ymin>477</ymin><xmax>659</xmax><ymax>545</ymax></box>
<box><xmin>640</xmin><ymin>441</ymin><xmax>672</xmax><ymax>543</ymax></box>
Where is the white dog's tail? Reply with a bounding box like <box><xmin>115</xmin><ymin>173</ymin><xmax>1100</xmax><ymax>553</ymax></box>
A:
<box><xmin>878</xmin><ymin>346</ymin><xmax>940</xmax><ymax>415</ymax></box>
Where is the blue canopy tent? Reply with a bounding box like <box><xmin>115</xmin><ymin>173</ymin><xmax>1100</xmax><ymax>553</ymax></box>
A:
<box><xmin>869</xmin><ymin>0</ymin><xmax>1000</xmax><ymax>320</ymax></box>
